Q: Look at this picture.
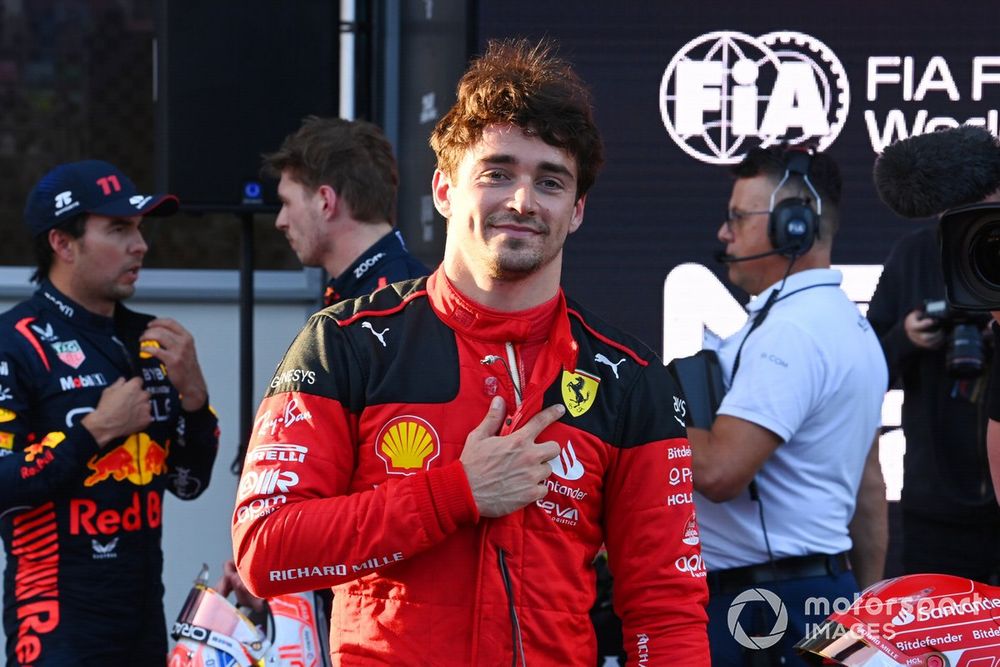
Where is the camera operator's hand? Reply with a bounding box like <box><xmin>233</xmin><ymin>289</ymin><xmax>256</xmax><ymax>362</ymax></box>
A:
<box><xmin>905</xmin><ymin>309</ymin><xmax>945</xmax><ymax>350</ymax></box>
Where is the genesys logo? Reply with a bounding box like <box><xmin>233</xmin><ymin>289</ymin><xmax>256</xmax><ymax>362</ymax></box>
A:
<box><xmin>659</xmin><ymin>30</ymin><xmax>849</xmax><ymax>164</ymax></box>
<box><xmin>269</xmin><ymin>368</ymin><xmax>316</xmax><ymax>389</ymax></box>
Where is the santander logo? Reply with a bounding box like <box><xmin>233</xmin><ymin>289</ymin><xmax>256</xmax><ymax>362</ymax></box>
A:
<box><xmin>549</xmin><ymin>441</ymin><xmax>585</xmax><ymax>481</ymax></box>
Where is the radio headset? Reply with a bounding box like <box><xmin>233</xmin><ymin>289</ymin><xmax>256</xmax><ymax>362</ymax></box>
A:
<box><xmin>714</xmin><ymin>146</ymin><xmax>823</xmax><ymax>265</ymax></box>
<box><xmin>727</xmin><ymin>147</ymin><xmax>837</xmax><ymax>588</ymax></box>
<box><xmin>767</xmin><ymin>147</ymin><xmax>821</xmax><ymax>258</ymax></box>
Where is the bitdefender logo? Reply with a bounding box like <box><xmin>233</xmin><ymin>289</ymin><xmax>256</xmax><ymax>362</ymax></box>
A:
<box><xmin>659</xmin><ymin>30</ymin><xmax>850</xmax><ymax>164</ymax></box>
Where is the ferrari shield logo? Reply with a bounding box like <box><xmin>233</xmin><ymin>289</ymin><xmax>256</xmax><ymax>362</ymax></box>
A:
<box><xmin>561</xmin><ymin>369</ymin><xmax>599</xmax><ymax>417</ymax></box>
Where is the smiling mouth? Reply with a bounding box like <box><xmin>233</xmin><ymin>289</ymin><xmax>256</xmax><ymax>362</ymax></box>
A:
<box><xmin>488</xmin><ymin>218</ymin><xmax>547</xmax><ymax>237</ymax></box>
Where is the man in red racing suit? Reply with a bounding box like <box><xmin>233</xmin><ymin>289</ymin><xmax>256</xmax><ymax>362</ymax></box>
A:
<box><xmin>232</xmin><ymin>38</ymin><xmax>708</xmax><ymax>665</ymax></box>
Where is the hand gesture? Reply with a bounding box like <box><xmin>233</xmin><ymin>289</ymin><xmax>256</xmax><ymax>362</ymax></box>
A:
<box><xmin>81</xmin><ymin>377</ymin><xmax>152</xmax><ymax>448</ymax></box>
<box><xmin>141</xmin><ymin>318</ymin><xmax>209</xmax><ymax>411</ymax></box>
<box><xmin>460</xmin><ymin>397</ymin><xmax>564</xmax><ymax>518</ymax></box>
<box><xmin>904</xmin><ymin>308</ymin><xmax>945</xmax><ymax>350</ymax></box>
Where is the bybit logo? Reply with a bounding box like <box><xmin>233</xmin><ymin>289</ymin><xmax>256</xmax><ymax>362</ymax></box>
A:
<box><xmin>659</xmin><ymin>30</ymin><xmax>850</xmax><ymax>164</ymax></box>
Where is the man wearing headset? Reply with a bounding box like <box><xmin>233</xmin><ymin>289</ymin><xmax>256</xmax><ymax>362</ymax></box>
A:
<box><xmin>686</xmin><ymin>145</ymin><xmax>889</xmax><ymax>665</ymax></box>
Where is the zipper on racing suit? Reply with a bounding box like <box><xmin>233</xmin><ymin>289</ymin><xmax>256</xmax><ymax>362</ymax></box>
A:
<box><xmin>482</xmin><ymin>341</ymin><xmax>528</xmax><ymax>665</ymax></box>
<box><xmin>498</xmin><ymin>547</ymin><xmax>527</xmax><ymax>667</ymax></box>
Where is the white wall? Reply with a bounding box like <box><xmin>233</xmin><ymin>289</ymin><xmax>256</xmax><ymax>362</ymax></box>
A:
<box><xmin>0</xmin><ymin>267</ymin><xmax>321</xmax><ymax>653</ymax></box>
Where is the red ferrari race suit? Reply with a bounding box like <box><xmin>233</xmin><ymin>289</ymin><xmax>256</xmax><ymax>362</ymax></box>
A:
<box><xmin>0</xmin><ymin>282</ymin><xmax>219</xmax><ymax>666</ymax></box>
<box><xmin>233</xmin><ymin>269</ymin><xmax>708</xmax><ymax>665</ymax></box>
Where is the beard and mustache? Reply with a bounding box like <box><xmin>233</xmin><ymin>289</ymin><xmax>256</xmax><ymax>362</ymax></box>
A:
<box><xmin>481</xmin><ymin>213</ymin><xmax>553</xmax><ymax>280</ymax></box>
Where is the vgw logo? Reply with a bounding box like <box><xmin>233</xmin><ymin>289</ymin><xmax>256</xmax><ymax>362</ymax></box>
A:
<box><xmin>659</xmin><ymin>30</ymin><xmax>850</xmax><ymax>164</ymax></box>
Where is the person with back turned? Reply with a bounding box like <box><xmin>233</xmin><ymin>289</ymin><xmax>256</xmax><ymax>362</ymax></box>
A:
<box><xmin>264</xmin><ymin>116</ymin><xmax>429</xmax><ymax>306</ymax></box>
<box><xmin>687</xmin><ymin>145</ymin><xmax>888</xmax><ymax>665</ymax></box>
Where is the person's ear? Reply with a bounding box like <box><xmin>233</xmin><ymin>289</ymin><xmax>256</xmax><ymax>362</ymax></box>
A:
<box><xmin>567</xmin><ymin>194</ymin><xmax>587</xmax><ymax>235</ymax></box>
<box><xmin>316</xmin><ymin>184</ymin><xmax>338</xmax><ymax>220</ymax></box>
<box><xmin>48</xmin><ymin>228</ymin><xmax>77</xmax><ymax>263</ymax></box>
<box><xmin>432</xmin><ymin>169</ymin><xmax>453</xmax><ymax>219</ymax></box>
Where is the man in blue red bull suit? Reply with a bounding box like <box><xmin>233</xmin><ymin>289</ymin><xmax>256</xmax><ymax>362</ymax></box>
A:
<box><xmin>0</xmin><ymin>160</ymin><xmax>220</xmax><ymax>666</ymax></box>
<box><xmin>263</xmin><ymin>116</ymin><xmax>429</xmax><ymax>307</ymax></box>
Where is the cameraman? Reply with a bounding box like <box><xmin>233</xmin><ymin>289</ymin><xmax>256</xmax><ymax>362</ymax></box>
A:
<box><xmin>868</xmin><ymin>223</ymin><xmax>1000</xmax><ymax>582</ymax></box>
<box><xmin>989</xmin><ymin>317</ymin><xmax>1000</xmax><ymax>507</ymax></box>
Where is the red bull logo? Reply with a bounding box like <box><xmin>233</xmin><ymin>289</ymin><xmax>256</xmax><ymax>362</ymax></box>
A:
<box><xmin>145</xmin><ymin>441</ymin><xmax>168</xmax><ymax>476</ymax></box>
<box><xmin>21</xmin><ymin>432</ymin><xmax>65</xmax><ymax>479</ymax></box>
<box><xmin>70</xmin><ymin>489</ymin><xmax>162</xmax><ymax>535</ymax></box>
<box><xmin>24</xmin><ymin>432</ymin><xmax>66</xmax><ymax>463</ymax></box>
<box><xmin>84</xmin><ymin>433</ymin><xmax>169</xmax><ymax>486</ymax></box>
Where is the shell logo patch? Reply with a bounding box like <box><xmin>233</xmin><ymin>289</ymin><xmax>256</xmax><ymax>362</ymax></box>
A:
<box><xmin>375</xmin><ymin>416</ymin><xmax>440</xmax><ymax>476</ymax></box>
<box><xmin>561</xmin><ymin>369</ymin><xmax>599</xmax><ymax>417</ymax></box>
<box><xmin>0</xmin><ymin>431</ymin><xmax>13</xmax><ymax>450</ymax></box>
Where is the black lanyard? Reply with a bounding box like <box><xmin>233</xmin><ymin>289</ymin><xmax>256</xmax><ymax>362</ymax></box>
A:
<box><xmin>729</xmin><ymin>283</ymin><xmax>840</xmax><ymax>383</ymax></box>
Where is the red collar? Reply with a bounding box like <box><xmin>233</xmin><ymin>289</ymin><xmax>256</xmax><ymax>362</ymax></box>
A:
<box><xmin>426</xmin><ymin>269</ymin><xmax>578</xmax><ymax>368</ymax></box>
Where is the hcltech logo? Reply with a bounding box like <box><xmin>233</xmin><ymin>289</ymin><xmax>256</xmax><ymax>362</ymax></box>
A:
<box><xmin>659</xmin><ymin>30</ymin><xmax>850</xmax><ymax>164</ymax></box>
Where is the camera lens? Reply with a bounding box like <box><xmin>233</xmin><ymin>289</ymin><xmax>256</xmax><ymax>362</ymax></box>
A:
<box><xmin>946</xmin><ymin>322</ymin><xmax>985</xmax><ymax>378</ymax></box>
<box><xmin>970</xmin><ymin>220</ymin><xmax>1000</xmax><ymax>289</ymax></box>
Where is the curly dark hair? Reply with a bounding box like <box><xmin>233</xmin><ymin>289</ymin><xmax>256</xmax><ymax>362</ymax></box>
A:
<box><xmin>430</xmin><ymin>38</ymin><xmax>604</xmax><ymax>199</ymax></box>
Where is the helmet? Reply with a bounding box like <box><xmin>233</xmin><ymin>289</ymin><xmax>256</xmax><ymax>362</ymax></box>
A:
<box><xmin>168</xmin><ymin>565</ymin><xmax>271</xmax><ymax>666</ymax></box>
<box><xmin>795</xmin><ymin>573</ymin><xmax>1000</xmax><ymax>666</ymax></box>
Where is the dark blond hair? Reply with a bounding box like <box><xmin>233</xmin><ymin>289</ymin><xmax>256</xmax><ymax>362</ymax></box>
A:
<box><xmin>263</xmin><ymin>116</ymin><xmax>398</xmax><ymax>225</ymax></box>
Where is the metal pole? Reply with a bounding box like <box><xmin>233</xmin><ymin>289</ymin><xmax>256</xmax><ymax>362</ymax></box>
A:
<box><xmin>231</xmin><ymin>211</ymin><xmax>255</xmax><ymax>474</ymax></box>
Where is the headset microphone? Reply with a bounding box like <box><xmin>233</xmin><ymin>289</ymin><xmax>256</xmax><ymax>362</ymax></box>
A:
<box><xmin>714</xmin><ymin>246</ymin><xmax>797</xmax><ymax>263</ymax></box>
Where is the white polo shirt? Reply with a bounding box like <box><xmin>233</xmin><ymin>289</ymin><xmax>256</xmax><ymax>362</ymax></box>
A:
<box><xmin>695</xmin><ymin>268</ymin><xmax>888</xmax><ymax>570</ymax></box>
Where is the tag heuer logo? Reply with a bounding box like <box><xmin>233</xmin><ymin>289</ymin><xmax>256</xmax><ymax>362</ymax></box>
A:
<box><xmin>52</xmin><ymin>340</ymin><xmax>86</xmax><ymax>369</ymax></box>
